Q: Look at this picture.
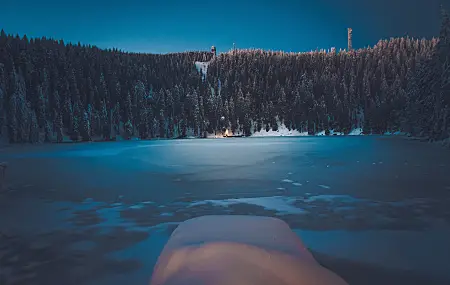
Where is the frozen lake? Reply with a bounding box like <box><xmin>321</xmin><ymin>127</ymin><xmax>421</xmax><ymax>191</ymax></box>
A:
<box><xmin>1</xmin><ymin>136</ymin><xmax>450</xmax><ymax>285</ymax></box>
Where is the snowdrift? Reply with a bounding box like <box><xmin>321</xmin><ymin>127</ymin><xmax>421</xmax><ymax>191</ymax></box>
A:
<box><xmin>348</xmin><ymin>128</ymin><xmax>363</xmax><ymax>136</ymax></box>
<box><xmin>251</xmin><ymin>120</ymin><xmax>356</xmax><ymax>137</ymax></box>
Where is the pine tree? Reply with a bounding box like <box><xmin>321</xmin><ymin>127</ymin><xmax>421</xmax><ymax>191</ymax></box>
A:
<box><xmin>29</xmin><ymin>110</ymin><xmax>39</xmax><ymax>143</ymax></box>
<box><xmin>55</xmin><ymin>111</ymin><xmax>63</xmax><ymax>143</ymax></box>
<box><xmin>80</xmin><ymin>111</ymin><xmax>91</xmax><ymax>141</ymax></box>
<box><xmin>8</xmin><ymin>92</ymin><xmax>18</xmax><ymax>143</ymax></box>
<box><xmin>100</xmin><ymin>100</ymin><xmax>110</xmax><ymax>139</ymax></box>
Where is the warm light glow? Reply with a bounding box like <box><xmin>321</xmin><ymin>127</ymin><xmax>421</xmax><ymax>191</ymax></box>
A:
<box><xmin>225</xmin><ymin>129</ymin><xmax>229</xmax><ymax>136</ymax></box>
<box><xmin>150</xmin><ymin>216</ymin><xmax>349</xmax><ymax>285</ymax></box>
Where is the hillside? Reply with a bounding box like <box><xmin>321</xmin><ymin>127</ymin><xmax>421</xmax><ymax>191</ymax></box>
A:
<box><xmin>0</xmin><ymin>11</ymin><xmax>449</xmax><ymax>144</ymax></box>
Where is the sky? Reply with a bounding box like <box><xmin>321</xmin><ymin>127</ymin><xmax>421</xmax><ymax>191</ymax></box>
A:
<box><xmin>0</xmin><ymin>0</ymin><xmax>446</xmax><ymax>54</ymax></box>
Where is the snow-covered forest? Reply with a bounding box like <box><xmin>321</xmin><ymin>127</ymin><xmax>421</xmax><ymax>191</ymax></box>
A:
<box><xmin>0</xmin><ymin>11</ymin><xmax>449</xmax><ymax>143</ymax></box>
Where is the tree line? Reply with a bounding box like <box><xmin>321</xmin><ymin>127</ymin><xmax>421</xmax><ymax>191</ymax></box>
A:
<box><xmin>0</xmin><ymin>10</ymin><xmax>449</xmax><ymax>143</ymax></box>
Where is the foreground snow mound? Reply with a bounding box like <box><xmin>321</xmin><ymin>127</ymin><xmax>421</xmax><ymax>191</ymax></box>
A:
<box><xmin>194</xmin><ymin>61</ymin><xmax>209</xmax><ymax>80</ymax></box>
<box><xmin>151</xmin><ymin>216</ymin><xmax>349</xmax><ymax>285</ymax></box>
<box><xmin>252</xmin><ymin>123</ymin><xmax>308</xmax><ymax>137</ymax></box>
<box><xmin>348</xmin><ymin>128</ymin><xmax>363</xmax><ymax>136</ymax></box>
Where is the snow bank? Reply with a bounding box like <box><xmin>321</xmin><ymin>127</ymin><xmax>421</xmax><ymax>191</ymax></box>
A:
<box><xmin>252</xmin><ymin>123</ymin><xmax>308</xmax><ymax>137</ymax></box>
<box><xmin>207</xmin><ymin>133</ymin><xmax>222</xmax><ymax>138</ymax></box>
<box><xmin>330</xmin><ymin>130</ymin><xmax>344</xmax><ymax>136</ymax></box>
<box><xmin>194</xmin><ymin>61</ymin><xmax>209</xmax><ymax>80</ymax></box>
<box><xmin>348</xmin><ymin>127</ymin><xmax>363</xmax><ymax>136</ymax></box>
<box><xmin>316</xmin><ymin>130</ymin><xmax>326</xmax><ymax>136</ymax></box>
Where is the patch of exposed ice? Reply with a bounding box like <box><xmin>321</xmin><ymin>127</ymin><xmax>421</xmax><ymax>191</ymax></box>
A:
<box><xmin>69</xmin><ymin>240</ymin><xmax>96</xmax><ymax>251</ymax></box>
<box><xmin>188</xmin><ymin>196</ymin><xmax>306</xmax><ymax>214</ymax></box>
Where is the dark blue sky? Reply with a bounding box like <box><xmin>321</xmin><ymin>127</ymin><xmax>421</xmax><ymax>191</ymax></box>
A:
<box><xmin>1</xmin><ymin>0</ymin><xmax>445</xmax><ymax>54</ymax></box>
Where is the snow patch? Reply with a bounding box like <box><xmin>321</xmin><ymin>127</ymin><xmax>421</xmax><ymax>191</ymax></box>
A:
<box><xmin>348</xmin><ymin>128</ymin><xmax>363</xmax><ymax>136</ymax></box>
<box><xmin>315</xmin><ymin>130</ymin><xmax>343</xmax><ymax>136</ymax></box>
<box><xmin>316</xmin><ymin>130</ymin><xmax>327</xmax><ymax>136</ymax></box>
<box><xmin>318</xmin><ymin>185</ymin><xmax>331</xmax><ymax>189</ymax></box>
<box><xmin>292</xmin><ymin>183</ymin><xmax>302</xmax><ymax>186</ymax></box>
<box><xmin>304</xmin><ymin>195</ymin><xmax>365</xmax><ymax>203</ymax></box>
<box><xmin>252</xmin><ymin>122</ymin><xmax>308</xmax><ymax>137</ymax></box>
<box><xmin>129</xmin><ymin>204</ymin><xmax>145</xmax><ymax>210</ymax></box>
<box><xmin>188</xmin><ymin>196</ymin><xmax>306</xmax><ymax>214</ymax></box>
<box><xmin>384</xmin><ymin>131</ymin><xmax>406</xmax><ymax>136</ymax></box>
<box><xmin>330</xmin><ymin>130</ymin><xmax>344</xmax><ymax>136</ymax></box>
<box><xmin>282</xmin><ymin>179</ymin><xmax>294</xmax><ymax>183</ymax></box>
<box><xmin>194</xmin><ymin>61</ymin><xmax>210</xmax><ymax>80</ymax></box>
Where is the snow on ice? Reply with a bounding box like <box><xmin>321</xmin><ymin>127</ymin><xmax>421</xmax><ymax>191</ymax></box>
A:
<box><xmin>188</xmin><ymin>196</ymin><xmax>307</xmax><ymax>214</ymax></box>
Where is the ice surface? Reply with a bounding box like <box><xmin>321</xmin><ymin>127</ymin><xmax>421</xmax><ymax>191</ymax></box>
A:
<box><xmin>295</xmin><ymin>220</ymin><xmax>450</xmax><ymax>281</ymax></box>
